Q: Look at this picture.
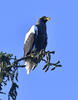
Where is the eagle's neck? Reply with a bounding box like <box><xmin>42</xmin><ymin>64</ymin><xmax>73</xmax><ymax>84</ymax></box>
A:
<box><xmin>35</xmin><ymin>22</ymin><xmax>47</xmax><ymax>51</ymax></box>
<box><xmin>36</xmin><ymin>22</ymin><xmax>46</xmax><ymax>34</ymax></box>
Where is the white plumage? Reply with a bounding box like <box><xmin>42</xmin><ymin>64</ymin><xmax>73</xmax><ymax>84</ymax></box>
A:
<box><xmin>24</xmin><ymin>25</ymin><xmax>38</xmax><ymax>74</ymax></box>
<box><xmin>24</xmin><ymin>25</ymin><xmax>36</xmax><ymax>44</ymax></box>
<box><xmin>24</xmin><ymin>59</ymin><xmax>35</xmax><ymax>74</ymax></box>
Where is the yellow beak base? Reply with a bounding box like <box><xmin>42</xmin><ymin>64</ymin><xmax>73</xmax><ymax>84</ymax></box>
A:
<box><xmin>46</xmin><ymin>17</ymin><xmax>50</xmax><ymax>21</ymax></box>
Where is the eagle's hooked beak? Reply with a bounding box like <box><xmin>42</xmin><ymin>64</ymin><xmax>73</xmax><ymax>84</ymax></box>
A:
<box><xmin>45</xmin><ymin>17</ymin><xmax>50</xmax><ymax>21</ymax></box>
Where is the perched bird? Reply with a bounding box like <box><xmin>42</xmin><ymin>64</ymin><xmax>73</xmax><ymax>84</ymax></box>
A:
<box><xmin>24</xmin><ymin>16</ymin><xmax>50</xmax><ymax>74</ymax></box>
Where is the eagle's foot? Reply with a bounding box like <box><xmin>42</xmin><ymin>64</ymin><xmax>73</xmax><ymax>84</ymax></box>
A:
<box><xmin>30</xmin><ymin>53</ymin><xmax>35</xmax><ymax>57</ymax></box>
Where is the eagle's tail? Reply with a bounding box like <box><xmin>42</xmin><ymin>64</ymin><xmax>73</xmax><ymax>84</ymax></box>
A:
<box><xmin>24</xmin><ymin>59</ymin><xmax>36</xmax><ymax>74</ymax></box>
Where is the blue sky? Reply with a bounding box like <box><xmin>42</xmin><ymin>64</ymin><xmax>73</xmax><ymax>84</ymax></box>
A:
<box><xmin>0</xmin><ymin>0</ymin><xmax>78</xmax><ymax>100</ymax></box>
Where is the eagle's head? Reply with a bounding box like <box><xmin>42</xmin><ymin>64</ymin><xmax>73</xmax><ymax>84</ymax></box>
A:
<box><xmin>37</xmin><ymin>16</ymin><xmax>50</xmax><ymax>24</ymax></box>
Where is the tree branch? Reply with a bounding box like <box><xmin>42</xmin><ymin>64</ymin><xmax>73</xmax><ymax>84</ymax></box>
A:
<box><xmin>0</xmin><ymin>50</ymin><xmax>62</xmax><ymax>100</ymax></box>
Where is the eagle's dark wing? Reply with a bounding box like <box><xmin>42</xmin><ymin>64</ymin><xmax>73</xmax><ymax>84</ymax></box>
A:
<box><xmin>24</xmin><ymin>25</ymin><xmax>38</xmax><ymax>57</ymax></box>
<box><xmin>24</xmin><ymin>33</ymin><xmax>35</xmax><ymax>56</ymax></box>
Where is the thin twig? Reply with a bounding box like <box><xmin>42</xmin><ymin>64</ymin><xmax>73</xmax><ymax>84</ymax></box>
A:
<box><xmin>0</xmin><ymin>92</ymin><xmax>6</xmax><ymax>95</ymax></box>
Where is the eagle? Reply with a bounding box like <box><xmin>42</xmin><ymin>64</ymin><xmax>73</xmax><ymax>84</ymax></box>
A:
<box><xmin>24</xmin><ymin>16</ymin><xmax>50</xmax><ymax>74</ymax></box>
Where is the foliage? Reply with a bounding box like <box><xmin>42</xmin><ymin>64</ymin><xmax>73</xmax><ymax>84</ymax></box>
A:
<box><xmin>0</xmin><ymin>50</ymin><xmax>62</xmax><ymax>100</ymax></box>
<box><xmin>0</xmin><ymin>52</ymin><xmax>18</xmax><ymax>100</ymax></box>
